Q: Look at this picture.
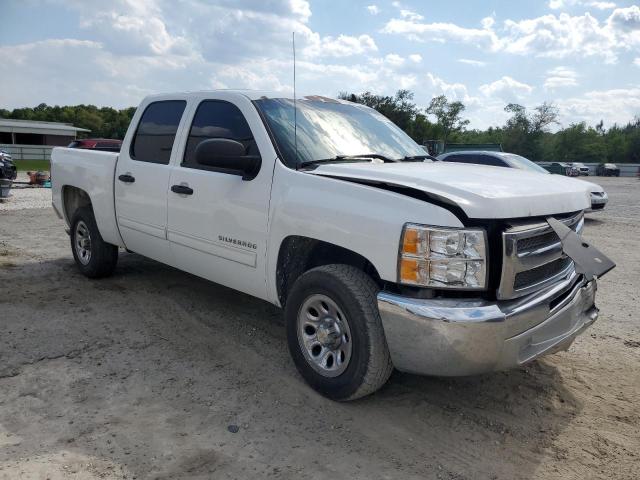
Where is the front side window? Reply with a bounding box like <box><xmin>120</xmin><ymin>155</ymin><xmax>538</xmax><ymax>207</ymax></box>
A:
<box><xmin>130</xmin><ymin>100</ymin><xmax>186</xmax><ymax>164</ymax></box>
<box><xmin>254</xmin><ymin>98</ymin><xmax>425</xmax><ymax>168</ymax></box>
<box><xmin>182</xmin><ymin>100</ymin><xmax>257</xmax><ymax>170</ymax></box>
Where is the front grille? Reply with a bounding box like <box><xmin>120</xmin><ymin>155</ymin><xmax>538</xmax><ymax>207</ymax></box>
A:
<box><xmin>498</xmin><ymin>211</ymin><xmax>583</xmax><ymax>300</ymax></box>
<box><xmin>514</xmin><ymin>257</ymin><xmax>573</xmax><ymax>290</ymax></box>
<box><xmin>516</xmin><ymin>231</ymin><xmax>559</xmax><ymax>252</ymax></box>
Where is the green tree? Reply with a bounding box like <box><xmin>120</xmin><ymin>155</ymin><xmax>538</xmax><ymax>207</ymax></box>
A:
<box><xmin>425</xmin><ymin>95</ymin><xmax>469</xmax><ymax>144</ymax></box>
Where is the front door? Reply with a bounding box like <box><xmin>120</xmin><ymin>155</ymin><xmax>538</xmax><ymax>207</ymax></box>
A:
<box><xmin>115</xmin><ymin>100</ymin><xmax>187</xmax><ymax>263</ymax></box>
<box><xmin>166</xmin><ymin>97</ymin><xmax>273</xmax><ymax>300</ymax></box>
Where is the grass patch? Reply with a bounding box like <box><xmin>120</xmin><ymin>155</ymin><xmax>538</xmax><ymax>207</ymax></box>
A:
<box><xmin>13</xmin><ymin>160</ymin><xmax>50</xmax><ymax>171</ymax></box>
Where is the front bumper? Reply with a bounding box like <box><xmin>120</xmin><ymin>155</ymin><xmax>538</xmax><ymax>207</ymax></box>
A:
<box><xmin>377</xmin><ymin>273</ymin><xmax>597</xmax><ymax>376</ymax></box>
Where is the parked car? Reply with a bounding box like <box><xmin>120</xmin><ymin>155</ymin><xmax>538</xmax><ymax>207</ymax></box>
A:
<box><xmin>0</xmin><ymin>149</ymin><xmax>17</xmax><ymax>198</ymax></box>
<box><xmin>543</xmin><ymin>162</ymin><xmax>580</xmax><ymax>176</ymax></box>
<box><xmin>438</xmin><ymin>151</ymin><xmax>608</xmax><ymax>212</ymax></box>
<box><xmin>570</xmin><ymin>162</ymin><xmax>590</xmax><ymax>176</ymax></box>
<box><xmin>596</xmin><ymin>163</ymin><xmax>620</xmax><ymax>177</ymax></box>
<box><xmin>0</xmin><ymin>149</ymin><xmax>12</xmax><ymax>161</ymax></box>
<box><xmin>52</xmin><ymin>91</ymin><xmax>609</xmax><ymax>400</ymax></box>
<box><xmin>68</xmin><ymin>138</ymin><xmax>122</xmax><ymax>152</ymax></box>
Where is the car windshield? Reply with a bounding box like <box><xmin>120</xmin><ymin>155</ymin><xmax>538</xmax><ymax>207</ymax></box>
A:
<box><xmin>254</xmin><ymin>97</ymin><xmax>427</xmax><ymax>168</ymax></box>
<box><xmin>503</xmin><ymin>153</ymin><xmax>549</xmax><ymax>174</ymax></box>
<box><xmin>605</xmin><ymin>163</ymin><xmax>617</xmax><ymax>168</ymax></box>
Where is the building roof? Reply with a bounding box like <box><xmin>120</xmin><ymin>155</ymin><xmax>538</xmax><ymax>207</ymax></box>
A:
<box><xmin>0</xmin><ymin>118</ymin><xmax>90</xmax><ymax>136</ymax></box>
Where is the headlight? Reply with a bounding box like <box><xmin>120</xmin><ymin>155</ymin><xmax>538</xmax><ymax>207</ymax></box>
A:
<box><xmin>398</xmin><ymin>224</ymin><xmax>487</xmax><ymax>289</ymax></box>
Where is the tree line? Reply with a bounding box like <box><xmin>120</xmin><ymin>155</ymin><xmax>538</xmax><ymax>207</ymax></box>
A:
<box><xmin>0</xmin><ymin>103</ymin><xmax>136</xmax><ymax>140</ymax></box>
<box><xmin>3</xmin><ymin>93</ymin><xmax>640</xmax><ymax>163</ymax></box>
<box><xmin>339</xmin><ymin>90</ymin><xmax>640</xmax><ymax>164</ymax></box>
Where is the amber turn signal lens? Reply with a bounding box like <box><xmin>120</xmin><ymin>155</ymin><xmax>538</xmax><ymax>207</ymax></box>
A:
<box><xmin>402</xmin><ymin>227</ymin><xmax>419</xmax><ymax>255</ymax></box>
<box><xmin>400</xmin><ymin>257</ymin><xmax>420</xmax><ymax>284</ymax></box>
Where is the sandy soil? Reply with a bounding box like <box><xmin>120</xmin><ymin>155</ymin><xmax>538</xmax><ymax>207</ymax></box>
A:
<box><xmin>0</xmin><ymin>177</ymin><xmax>638</xmax><ymax>479</ymax></box>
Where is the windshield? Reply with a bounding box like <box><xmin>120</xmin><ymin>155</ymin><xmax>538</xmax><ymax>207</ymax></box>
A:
<box><xmin>504</xmin><ymin>153</ymin><xmax>550</xmax><ymax>174</ymax></box>
<box><xmin>254</xmin><ymin>98</ymin><xmax>426</xmax><ymax>168</ymax></box>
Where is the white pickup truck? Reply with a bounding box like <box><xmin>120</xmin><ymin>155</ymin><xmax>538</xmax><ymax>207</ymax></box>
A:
<box><xmin>52</xmin><ymin>91</ymin><xmax>606</xmax><ymax>400</ymax></box>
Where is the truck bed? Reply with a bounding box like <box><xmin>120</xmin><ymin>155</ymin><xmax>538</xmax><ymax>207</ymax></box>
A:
<box><xmin>51</xmin><ymin>147</ymin><xmax>124</xmax><ymax>247</ymax></box>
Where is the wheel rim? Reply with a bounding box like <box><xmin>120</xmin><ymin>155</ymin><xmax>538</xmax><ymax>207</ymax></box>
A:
<box><xmin>74</xmin><ymin>220</ymin><xmax>92</xmax><ymax>265</ymax></box>
<box><xmin>297</xmin><ymin>294</ymin><xmax>352</xmax><ymax>377</ymax></box>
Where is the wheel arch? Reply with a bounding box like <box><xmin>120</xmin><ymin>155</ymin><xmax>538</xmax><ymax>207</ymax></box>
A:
<box><xmin>275</xmin><ymin>235</ymin><xmax>382</xmax><ymax>307</ymax></box>
<box><xmin>61</xmin><ymin>185</ymin><xmax>93</xmax><ymax>226</ymax></box>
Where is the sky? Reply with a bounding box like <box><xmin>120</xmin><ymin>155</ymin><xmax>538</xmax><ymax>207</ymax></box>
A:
<box><xmin>1</xmin><ymin>0</ymin><xmax>639</xmax><ymax>129</ymax></box>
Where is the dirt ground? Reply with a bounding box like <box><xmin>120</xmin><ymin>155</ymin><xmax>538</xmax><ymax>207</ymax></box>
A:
<box><xmin>1</xmin><ymin>177</ymin><xmax>638</xmax><ymax>479</ymax></box>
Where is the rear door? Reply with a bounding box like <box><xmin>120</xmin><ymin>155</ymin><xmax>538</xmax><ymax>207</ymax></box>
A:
<box><xmin>166</xmin><ymin>95</ymin><xmax>275</xmax><ymax>300</ymax></box>
<box><xmin>115</xmin><ymin>99</ymin><xmax>187</xmax><ymax>263</ymax></box>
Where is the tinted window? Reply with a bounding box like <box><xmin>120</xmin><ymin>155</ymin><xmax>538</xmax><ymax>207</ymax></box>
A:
<box><xmin>182</xmin><ymin>100</ymin><xmax>257</xmax><ymax>169</ymax></box>
<box><xmin>476</xmin><ymin>155</ymin><xmax>507</xmax><ymax>167</ymax></box>
<box><xmin>443</xmin><ymin>154</ymin><xmax>506</xmax><ymax>167</ymax></box>
<box><xmin>131</xmin><ymin>100</ymin><xmax>186</xmax><ymax>164</ymax></box>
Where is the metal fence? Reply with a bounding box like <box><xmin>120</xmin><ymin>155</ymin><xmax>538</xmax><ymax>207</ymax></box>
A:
<box><xmin>0</xmin><ymin>144</ymin><xmax>53</xmax><ymax>162</ymax></box>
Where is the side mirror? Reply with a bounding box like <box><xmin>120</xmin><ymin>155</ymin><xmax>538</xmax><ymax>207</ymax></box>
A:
<box><xmin>195</xmin><ymin>138</ymin><xmax>261</xmax><ymax>181</ymax></box>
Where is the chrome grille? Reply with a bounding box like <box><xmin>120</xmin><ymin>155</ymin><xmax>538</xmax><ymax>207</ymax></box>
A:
<box><xmin>498</xmin><ymin>212</ymin><xmax>583</xmax><ymax>300</ymax></box>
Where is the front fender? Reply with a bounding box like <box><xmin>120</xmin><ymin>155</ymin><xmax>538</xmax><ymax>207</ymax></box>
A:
<box><xmin>266</xmin><ymin>162</ymin><xmax>463</xmax><ymax>305</ymax></box>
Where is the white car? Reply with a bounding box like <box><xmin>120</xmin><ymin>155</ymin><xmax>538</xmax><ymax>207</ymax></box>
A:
<box><xmin>51</xmin><ymin>91</ymin><xmax>607</xmax><ymax>400</ymax></box>
<box><xmin>438</xmin><ymin>151</ymin><xmax>607</xmax><ymax>212</ymax></box>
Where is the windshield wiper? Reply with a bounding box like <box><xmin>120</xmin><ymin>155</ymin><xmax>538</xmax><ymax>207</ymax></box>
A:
<box><xmin>297</xmin><ymin>154</ymin><xmax>396</xmax><ymax>170</ymax></box>
<box><xmin>399</xmin><ymin>154</ymin><xmax>438</xmax><ymax>162</ymax></box>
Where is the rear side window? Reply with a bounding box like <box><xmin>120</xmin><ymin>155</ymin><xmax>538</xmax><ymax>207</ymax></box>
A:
<box><xmin>445</xmin><ymin>154</ymin><xmax>506</xmax><ymax>167</ymax></box>
<box><xmin>476</xmin><ymin>155</ymin><xmax>507</xmax><ymax>167</ymax></box>
<box><xmin>130</xmin><ymin>100</ymin><xmax>186</xmax><ymax>164</ymax></box>
<box><xmin>182</xmin><ymin>100</ymin><xmax>257</xmax><ymax>170</ymax></box>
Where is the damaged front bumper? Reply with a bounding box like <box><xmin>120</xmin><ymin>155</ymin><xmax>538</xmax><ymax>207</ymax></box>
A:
<box><xmin>377</xmin><ymin>272</ymin><xmax>597</xmax><ymax>376</ymax></box>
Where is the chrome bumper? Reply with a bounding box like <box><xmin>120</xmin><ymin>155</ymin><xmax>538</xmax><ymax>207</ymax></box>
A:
<box><xmin>377</xmin><ymin>273</ymin><xmax>598</xmax><ymax>376</ymax></box>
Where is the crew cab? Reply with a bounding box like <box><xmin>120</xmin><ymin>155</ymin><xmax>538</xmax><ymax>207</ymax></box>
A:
<box><xmin>51</xmin><ymin>91</ymin><xmax>609</xmax><ymax>400</ymax></box>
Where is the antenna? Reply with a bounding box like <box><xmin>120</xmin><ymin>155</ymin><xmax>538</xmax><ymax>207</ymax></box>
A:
<box><xmin>292</xmin><ymin>31</ymin><xmax>298</xmax><ymax>164</ymax></box>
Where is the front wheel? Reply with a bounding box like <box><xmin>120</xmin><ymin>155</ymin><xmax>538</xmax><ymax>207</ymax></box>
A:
<box><xmin>285</xmin><ymin>264</ymin><xmax>393</xmax><ymax>401</ymax></box>
<box><xmin>70</xmin><ymin>206</ymin><xmax>118</xmax><ymax>278</ymax></box>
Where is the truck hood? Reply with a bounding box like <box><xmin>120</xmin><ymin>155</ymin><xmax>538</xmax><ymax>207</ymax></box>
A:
<box><xmin>309</xmin><ymin>162</ymin><xmax>590</xmax><ymax>219</ymax></box>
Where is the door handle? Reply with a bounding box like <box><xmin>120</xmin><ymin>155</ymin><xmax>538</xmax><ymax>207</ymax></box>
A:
<box><xmin>171</xmin><ymin>184</ymin><xmax>194</xmax><ymax>195</ymax></box>
<box><xmin>118</xmin><ymin>174</ymin><xmax>135</xmax><ymax>183</ymax></box>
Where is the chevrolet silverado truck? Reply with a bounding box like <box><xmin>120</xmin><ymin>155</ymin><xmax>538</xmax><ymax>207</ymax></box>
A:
<box><xmin>51</xmin><ymin>91</ymin><xmax>608</xmax><ymax>400</ymax></box>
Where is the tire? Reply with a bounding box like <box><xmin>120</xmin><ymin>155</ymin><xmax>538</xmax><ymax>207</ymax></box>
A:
<box><xmin>70</xmin><ymin>206</ymin><xmax>118</xmax><ymax>278</ymax></box>
<box><xmin>285</xmin><ymin>264</ymin><xmax>393</xmax><ymax>401</ymax></box>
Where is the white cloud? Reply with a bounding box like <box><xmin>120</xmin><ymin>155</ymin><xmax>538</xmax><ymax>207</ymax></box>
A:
<box><xmin>426</xmin><ymin>73</ymin><xmax>476</xmax><ymax>103</ymax></box>
<box><xmin>457</xmin><ymin>58</ymin><xmax>487</xmax><ymax>67</ymax></box>
<box><xmin>305</xmin><ymin>34</ymin><xmax>378</xmax><ymax>58</ymax></box>
<box><xmin>384</xmin><ymin>53</ymin><xmax>405</xmax><ymax>66</ymax></box>
<box><xmin>634</xmin><ymin>57</ymin><xmax>640</xmax><ymax>66</ymax></box>
<box><xmin>549</xmin><ymin>0</ymin><xmax>616</xmax><ymax>10</ymax></box>
<box><xmin>556</xmin><ymin>87</ymin><xmax>640</xmax><ymax>126</ymax></box>
<box><xmin>479</xmin><ymin>76</ymin><xmax>534</xmax><ymax>100</ymax></box>
<box><xmin>544</xmin><ymin>66</ymin><xmax>579</xmax><ymax>89</ymax></box>
<box><xmin>382</xmin><ymin>6</ymin><xmax>640</xmax><ymax>63</ymax></box>
<box><xmin>366</xmin><ymin>5</ymin><xmax>379</xmax><ymax>15</ymax></box>
<box><xmin>400</xmin><ymin>9</ymin><xmax>424</xmax><ymax>21</ymax></box>
<box><xmin>381</xmin><ymin>18</ymin><xmax>500</xmax><ymax>49</ymax></box>
<box><xmin>408</xmin><ymin>54</ymin><xmax>422</xmax><ymax>63</ymax></box>
<box><xmin>589</xmin><ymin>2</ymin><xmax>617</xmax><ymax>10</ymax></box>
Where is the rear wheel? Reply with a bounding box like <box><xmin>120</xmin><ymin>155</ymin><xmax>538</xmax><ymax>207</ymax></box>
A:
<box><xmin>70</xmin><ymin>207</ymin><xmax>118</xmax><ymax>278</ymax></box>
<box><xmin>285</xmin><ymin>264</ymin><xmax>393</xmax><ymax>401</ymax></box>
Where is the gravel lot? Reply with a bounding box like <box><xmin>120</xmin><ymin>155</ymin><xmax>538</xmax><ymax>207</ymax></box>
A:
<box><xmin>0</xmin><ymin>174</ymin><xmax>51</xmax><ymax>211</ymax></box>
<box><xmin>0</xmin><ymin>177</ymin><xmax>638</xmax><ymax>479</ymax></box>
